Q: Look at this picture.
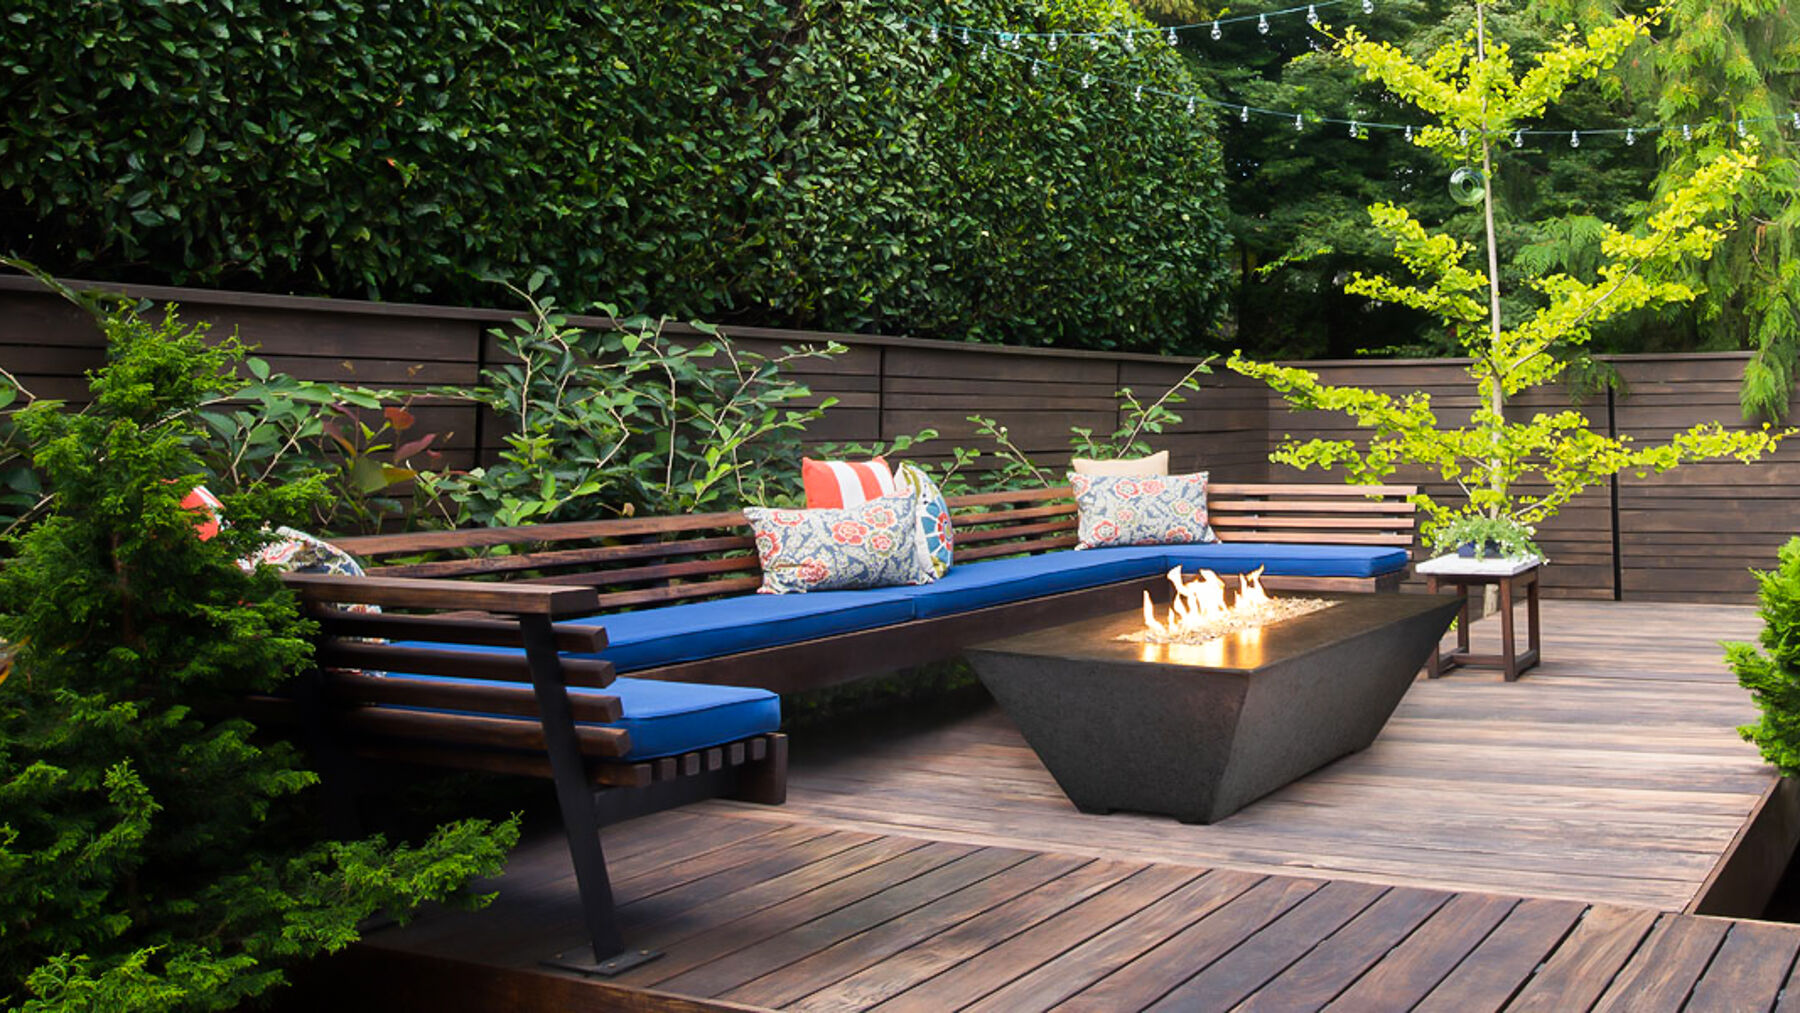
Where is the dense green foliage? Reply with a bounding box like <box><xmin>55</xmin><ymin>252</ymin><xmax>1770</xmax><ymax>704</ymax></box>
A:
<box><xmin>0</xmin><ymin>300</ymin><xmax>516</xmax><ymax>1010</ymax></box>
<box><xmin>1728</xmin><ymin>537</ymin><xmax>1800</xmax><ymax>776</ymax></box>
<box><xmin>1160</xmin><ymin>0</ymin><xmax>1798</xmax><ymax>392</ymax></box>
<box><xmin>0</xmin><ymin>0</ymin><xmax>1231</xmax><ymax>351</ymax></box>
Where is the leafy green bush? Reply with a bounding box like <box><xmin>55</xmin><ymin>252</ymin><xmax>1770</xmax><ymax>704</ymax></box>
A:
<box><xmin>0</xmin><ymin>300</ymin><xmax>516</xmax><ymax>1010</ymax></box>
<box><xmin>1728</xmin><ymin>537</ymin><xmax>1800</xmax><ymax>777</ymax></box>
<box><xmin>417</xmin><ymin>279</ymin><xmax>841</xmax><ymax>526</ymax></box>
<box><xmin>0</xmin><ymin>0</ymin><xmax>1229</xmax><ymax>352</ymax></box>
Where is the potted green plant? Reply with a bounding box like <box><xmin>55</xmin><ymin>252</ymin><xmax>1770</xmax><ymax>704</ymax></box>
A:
<box><xmin>1430</xmin><ymin>513</ymin><xmax>1540</xmax><ymax>561</ymax></box>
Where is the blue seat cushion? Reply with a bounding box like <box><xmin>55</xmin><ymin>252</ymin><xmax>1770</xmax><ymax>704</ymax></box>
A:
<box><xmin>562</xmin><ymin>587</ymin><xmax>918</xmax><ymax>672</ymax></box>
<box><xmin>893</xmin><ymin>547</ymin><xmax>1170</xmax><ymax>619</ymax></box>
<box><xmin>377</xmin><ymin>673</ymin><xmax>780</xmax><ymax>761</ymax></box>
<box><xmin>1158</xmin><ymin>542</ymin><xmax>1410</xmax><ymax>579</ymax></box>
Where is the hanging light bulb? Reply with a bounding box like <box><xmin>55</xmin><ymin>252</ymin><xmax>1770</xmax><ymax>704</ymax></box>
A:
<box><xmin>1258</xmin><ymin>13</ymin><xmax>1270</xmax><ymax>34</ymax></box>
<box><xmin>1682</xmin><ymin>123</ymin><xmax>1692</xmax><ymax>141</ymax></box>
<box><xmin>1513</xmin><ymin>129</ymin><xmax>1524</xmax><ymax>146</ymax></box>
<box><xmin>1458</xmin><ymin>128</ymin><xmax>1468</xmax><ymax>146</ymax></box>
<box><xmin>1362</xmin><ymin>0</ymin><xmax>1374</xmax><ymax>12</ymax></box>
<box><xmin>1737</xmin><ymin>119</ymin><xmax>1748</xmax><ymax>138</ymax></box>
<box><xmin>1240</xmin><ymin>105</ymin><xmax>1250</xmax><ymax>122</ymax></box>
<box><xmin>1048</xmin><ymin>34</ymin><xmax>1058</xmax><ymax>51</ymax></box>
<box><xmin>1081</xmin><ymin>72</ymin><xmax>1092</xmax><ymax>88</ymax></box>
<box><xmin>1625</xmin><ymin>127</ymin><xmax>1635</xmax><ymax>146</ymax></box>
<box><xmin>1124</xmin><ymin>32</ymin><xmax>1136</xmax><ymax>52</ymax></box>
<box><xmin>1570</xmin><ymin>130</ymin><xmax>1580</xmax><ymax>148</ymax></box>
<box><xmin>1404</xmin><ymin>124</ymin><xmax>1413</xmax><ymax>141</ymax></box>
<box><xmin>1307</xmin><ymin>5</ymin><xmax>1320</xmax><ymax>25</ymax></box>
<box><xmin>1294</xmin><ymin>113</ymin><xmax>1304</xmax><ymax>131</ymax></box>
<box><xmin>1088</xmin><ymin>34</ymin><xmax>1100</xmax><ymax>50</ymax></box>
<box><xmin>929</xmin><ymin>25</ymin><xmax>939</xmax><ymax>43</ymax></box>
<box><xmin>1792</xmin><ymin>111</ymin><xmax>1800</xmax><ymax>130</ymax></box>
<box><xmin>1350</xmin><ymin>120</ymin><xmax>1360</xmax><ymax>138</ymax></box>
<box><xmin>960</xmin><ymin>27</ymin><xmax>970</xmax><ymax>44</ymax></box>
<box><xmin>1210</xmin><ymin>20</ymin><xmax>1221</xmax><ymax>40</ymax></box>
<box><xmin>979</xmin><ymin>43</ymin><xmax>989</xmax><ymax>60</ymax></box>
<box><xmin>1134</xmin><ymin>85</ymin><xmax>1143</xmax><ymax>101</ymax></box>
<box><xmin>1187</xmin><ymin>97</ymin><xmax>1196</xmax><ymax>114</ymax></box>
<box><xmin>1030</xmin><ymin>61</ymin><xmax>1040</xmax><ymax>78</ymax></box>
<box><xmin>1167</xmin><ymin>27</ymin><xmax>1178</xmax><ymax>46</ymax></box>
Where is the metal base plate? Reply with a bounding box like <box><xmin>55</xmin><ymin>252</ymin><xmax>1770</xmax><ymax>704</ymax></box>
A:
<box><xmin>542</xmin><ymin>945</ymin><xmax>662</xmax><ymax>976</ymax></box>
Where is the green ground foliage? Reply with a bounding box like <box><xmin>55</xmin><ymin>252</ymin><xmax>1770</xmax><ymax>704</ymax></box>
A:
<box><xmin>0</xmin><ymin>298</ymin><xmax>517</xmax><ymax>1011</ymax></box>
<box><xmin>0</xmin><ymin>0</ymin><xmax>1230</xmax><ymax>352</ymax></box>
<box><xmin>1728</xmin><ymin>537</ymin><xmax>1800</xmax><ymax>776</ymax></box>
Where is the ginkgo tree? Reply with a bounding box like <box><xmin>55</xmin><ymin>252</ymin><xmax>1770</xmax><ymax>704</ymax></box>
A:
<box><xmin>1231</xmin><ymin>3</ymin><xmax>1787</xmax><ymax>552</ymax></box>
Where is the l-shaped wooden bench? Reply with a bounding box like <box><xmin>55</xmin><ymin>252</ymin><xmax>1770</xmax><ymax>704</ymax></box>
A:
<box><xmin>274</xmin><ymin>481</ymin><xmax>1418</xmax><ymax>973</ymax></box>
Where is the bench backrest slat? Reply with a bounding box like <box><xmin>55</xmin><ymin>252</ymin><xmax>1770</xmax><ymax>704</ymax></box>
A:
<box><xmin>333</xmin><ymin>481</ymin><xmax>1417</xmax><ymax>606</ymax></box>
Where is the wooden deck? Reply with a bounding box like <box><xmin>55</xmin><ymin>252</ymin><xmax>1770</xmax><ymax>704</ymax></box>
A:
<box><xmin>315</xmin><ymin>600</ymin><xmax>1800</xmax><ymax>1011</ymax></box>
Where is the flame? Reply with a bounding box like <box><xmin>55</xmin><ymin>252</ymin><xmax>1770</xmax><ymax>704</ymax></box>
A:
<box><xmin>1142</xmin><ymin>566</ymin><xmax>1279</xmax><ymax>640</ymax></box>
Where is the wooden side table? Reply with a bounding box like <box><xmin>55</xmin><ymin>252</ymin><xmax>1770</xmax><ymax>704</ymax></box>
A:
<box><xmin>1416</xmin><ymin>554</ymin><xmax>1542</xmax><ymax>681</ymax></box>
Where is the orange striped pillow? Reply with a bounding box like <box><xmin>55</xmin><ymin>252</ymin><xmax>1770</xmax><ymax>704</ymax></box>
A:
<box><xmin>802</xmin><ymin>457</ymin><xmax>897</xmax><ymax>509</ymax></box>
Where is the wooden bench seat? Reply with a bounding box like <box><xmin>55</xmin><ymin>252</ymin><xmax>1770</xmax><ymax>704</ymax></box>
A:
<box><xmin>326</xmin><ymin>482</ymin><xmax>1420</xmax><ymax>694</ymax></box>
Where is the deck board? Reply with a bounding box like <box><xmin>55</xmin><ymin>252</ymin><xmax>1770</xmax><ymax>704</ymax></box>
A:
<box><xmin>705</xmin><ymin>600</ymin><xmax>1770</xmax><ymax>911</ymax></box>
<box><xmin>323</xmin><ymin>600</ymin><xmax>1800</xmax><ymax>1011</ymax></box>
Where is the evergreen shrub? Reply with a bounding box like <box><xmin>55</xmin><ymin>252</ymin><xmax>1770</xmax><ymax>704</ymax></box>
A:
<box><xmin>0</xmin><ymin>299</ymin><xmax>517</xmax><ymax>1010</ymax></box>
<box><xmin>1728</xmin><ymin>537</ymin><xmax>1800</xmax><ymax>776</ymax></box>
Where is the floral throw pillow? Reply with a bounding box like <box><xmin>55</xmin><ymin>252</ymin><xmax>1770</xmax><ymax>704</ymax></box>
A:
<box><xmin>893</xmin><ymin>461</ymin><xmax>954</xmax><ymax>579</ymax></box>
<box><xmin>1071</xmin><ymin>471</ymin><xmax>1217</xmax><ymax>549</ymax></box>
<box><xmin>745</xmin><ymin>494</ymin><xmax>932</xmax><ymax>593</ymax></box>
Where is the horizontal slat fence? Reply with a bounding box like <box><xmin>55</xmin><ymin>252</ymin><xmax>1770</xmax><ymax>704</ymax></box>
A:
<box><xmin>2</xmin><ymin>275</ymin><xmax>1792</xmax><ymax>601</ymax></box>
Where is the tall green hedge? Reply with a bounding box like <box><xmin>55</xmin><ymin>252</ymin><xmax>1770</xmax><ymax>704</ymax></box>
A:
<box><xmin>1</xmin><ymin>0</ymin><xmax>1230</xmax><ymax>351</ymax></box>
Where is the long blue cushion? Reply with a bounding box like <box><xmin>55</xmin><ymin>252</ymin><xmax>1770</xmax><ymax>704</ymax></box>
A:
<box><xmin>892</xmin><ymin>547</ymin><xmax>1171</xmax><ymax>619</ymax></box>
<box><xmin>1159</xmin><ymin>542</ymin><xmax>1410</xmax><ymax>579</ymax></box>
<box><xmin>376</xmin><ymin>673</ymin><xmax>780</xmax><ymax>761</ymax></box>
<box><xmin>561</xmin><ymin>587</ymin><xmax>918</xmax><ymax>672</ymax></box>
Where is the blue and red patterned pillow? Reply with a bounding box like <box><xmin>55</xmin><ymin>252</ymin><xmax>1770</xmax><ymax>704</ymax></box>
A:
<box><xmin>1071</xmin><ymin>471</ymin><xmax>1218</xmax><ymax>549</ymax></box>
<box><xmin>894</xmin><ymin>461</ymin><xmax>954</xmax><ymax>578</ymax></box>
<box><xmin>745</xmin><ymin>494</ymin><xmax>933</xmax><ymax>594</ymax></box>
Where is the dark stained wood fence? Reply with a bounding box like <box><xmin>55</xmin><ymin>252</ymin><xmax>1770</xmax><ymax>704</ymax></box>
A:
<box><xmin>3</xmin><ymin>275</ymin><xmax>1793</xmax><ymax>600</ymax></box>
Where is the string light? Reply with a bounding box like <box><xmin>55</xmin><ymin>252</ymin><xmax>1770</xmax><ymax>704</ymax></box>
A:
<box><xmin>1166</xmin><ymin>27</ymin><xmax>1177</xmax><ymax>46</ymax></box>
<box><xmin>1210</xmin><ymin>20</ymin><xmax>1221</xmax><ymax>40</ymax></box>
<box><xmin>933</xmin><ymin>25</ymin><xmax>1797</xmax><ymax>148</ymax></box>
<box><xmin>1258</xmin><ymin>13</ymin><xmax>1270</xmax><ymax>34</ymax></box>
<box><xmin>1135</xmin><ymin>85</ymin><xmax>1143</xmax><ymax>101</ymax></box>
<box><xmin>1123</xmin><ymin>33</ymin><xmax>1136</xmax><ymax>52</ymax></box>
<box><xmin>929</xmin><ymin>25</ymin><xmax>939</xmax><ymax>43</ymax></box>
<box><xmin>1307</xmin><ymin>5</ymin><xmax>1320</xmax><ymax>26</ymax></box>
<box><xmin>1362</xmin><ymin>0</ymin><xmax>1374</xmax><ymax>12</ymax></box>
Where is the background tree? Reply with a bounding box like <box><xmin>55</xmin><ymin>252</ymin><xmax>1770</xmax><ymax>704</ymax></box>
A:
<box><xmin>1230</xmin><ymin>5</ymin><xmax>1785</xmax><ymax>547</ymax></box>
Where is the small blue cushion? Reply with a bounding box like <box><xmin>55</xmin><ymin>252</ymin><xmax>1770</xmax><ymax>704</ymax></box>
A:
<box><xmin>562</xmin><ymin>587</ymin><xmax>917</xmax><ymax>672</ymax></box>
<box><xmin>894</xmin><ymin>547</ymin><xmax>1170</xmax><ymax>619</ymax></box>
<box><xmin>1159</xmin><ymin>542</ymin><xmax>1410</xmax><ymax>579</ymax></box>
<box><xmin>376</xmin><ymin>673</ymin><xmax>780</xmax><ymax>761</ymax></box>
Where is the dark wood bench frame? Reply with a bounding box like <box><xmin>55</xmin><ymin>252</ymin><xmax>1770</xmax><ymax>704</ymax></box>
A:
<box><xmin>264</xmin><ymin>574</ymin><xmax>786</xmax><ymax>976</ymax></box>
<box><xmin>327</xmin><ymin>482</ymin><xmax>1421</xmax><ymax>694</ymax></box>
<box><xmin>265</xmin><ymin>481</ymin><xmax>1413</xmax><ymax>974</ymax></box>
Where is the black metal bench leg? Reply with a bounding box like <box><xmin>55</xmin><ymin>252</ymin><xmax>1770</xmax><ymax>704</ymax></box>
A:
<box><xmin>520</xmin><ymin>615</ymin><xmax>660</xmax><ymax>976</ymax></box>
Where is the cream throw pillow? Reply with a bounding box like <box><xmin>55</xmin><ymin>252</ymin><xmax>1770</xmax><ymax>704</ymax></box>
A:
<box><xmin>1070</xmin><ymin>450</ymin><xmax>1169</xmax><ymax>477</ymax></box>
